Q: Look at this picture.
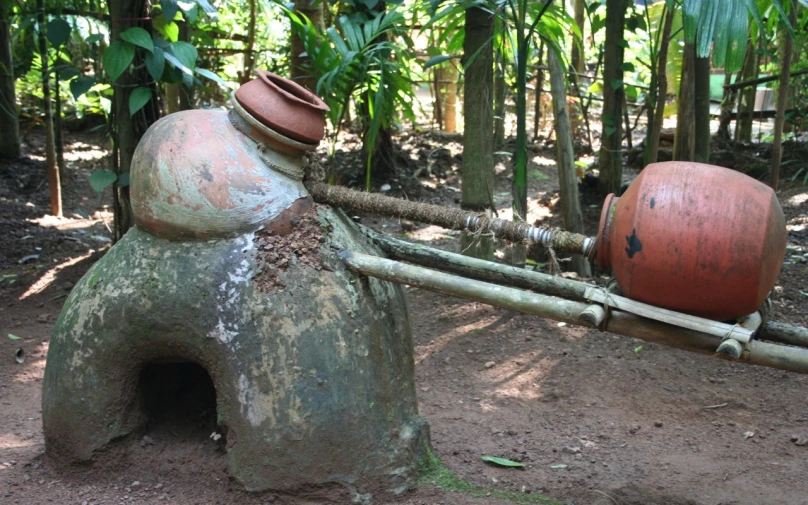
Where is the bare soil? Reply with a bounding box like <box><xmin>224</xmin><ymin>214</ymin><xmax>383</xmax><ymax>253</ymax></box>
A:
<box><xmin>1</xmin><ymin>129</ymin><xmax>808</xmax><ymax>505</ymax></box>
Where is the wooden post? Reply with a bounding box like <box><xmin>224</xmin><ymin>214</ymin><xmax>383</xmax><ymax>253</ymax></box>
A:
<box><xmin>770</xmin><ymin>1</ymin><xmax>796</xmax><ymax>190</ymax></box>
<box><xmin>674</xmin><ymin>43</ymin><xmax>696</xmax><ymax>161</ymax></box>
<box><xmin>548</xmin><ymin>49</ymin><xmax>591</xmax><ymax>277</ymax></box>
<box><xmin>37</xmin><ymin>0</ymin><xmax>61</xmax><ymax>217</ymax></box>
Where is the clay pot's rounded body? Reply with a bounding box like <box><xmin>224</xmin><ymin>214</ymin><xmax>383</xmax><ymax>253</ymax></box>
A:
<box><xmin>596</xmin><ymin>162</ymin><xmax>786</xmax><ymax>321</ymax></box>
<box><xmin>130</xmin><ymin>109</ymin><xmax>310</xmax><ymax>240</ymax></box>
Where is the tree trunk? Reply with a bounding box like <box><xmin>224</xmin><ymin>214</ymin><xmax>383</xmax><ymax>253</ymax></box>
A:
<box><xmin>37</xmin><ymin>0</ymin><xmax>61</xmax><ymax>216</ymax></box>
<box><xmin>443</xmin><ymin>64</ymin><xmax>457</xmax><ymax>133</ymax></box>
<box><xmin>716</xmin><ymin>72</ymin><xmax>737</xmax><ymax>141</ymax></box>
<box><xmin>735</xmin><ymin>40</ymin><xmax>759</xmax><ymax>143</ymax></box>
<box><xmin>165</xmin><ymin>83</ymin><xmax>182</xmax><ymax>114</ymax></box>
<box><xmin>460</xmin><ymin>6</ymin><xmax>495</xmax><ymax>259</ymax></box>
<box><xmin>694</xmin><ymin>56</ymin><xmax>711</xmax><ymax>162</ymax></box>
<box><xmin>533</xmin><ymin>43</ymin><xmax>544</xmax><ymax>140</ymax></box>
<box><xmin>54</xmin><ymin>73</ymin><xmax>65</xmax><ymax>176</ymax></box>
<box><xmin>571</xmin><ymin>0</ymin><xmax>585</xmax><ymax>76</ymax></box>
<box><xmin>511</xmin><ymin>21</ymin><xmax>531</xmax><ymax>267</ymax></box>
<box><xmin>771</xmin><ymin>2</ymin><xmax>796</xmax><ymax>190</ymax></box>
<box><xmin>493</xmin><ymin>48</ymin><xmax>506</xmax><ymax>148</ymax></box>
<box><xmin>366</xmin><ymin>127</ymin><xmax>396</xmax><ymax>179</ymax></box>
<box><xmin>597</xmin><ymin>0</ymin><xmax>626</xmax><ymax>195</ymax></box>
<box><xmin>240</xmin><ymin>0</ymin><xmax>257</xmax><ymax>85</ymax></box>
<box><xmin>0</xmin><ymin>0</ymin><xmax>20</xmax><ymax>159</ymax></box>
<box><xmin>165</xmin><ymin>21</ymin><xmax>192</xmax><ymax>114</ymax></box>
<box><xmin>109</xmin><ymin>0</ymin><xmax>159</xmax><ymax>239</ymax></box>
<box><xmin>647</xmin><ymin>7</ymin><xmax>673</xmax><ymax>164</ymax></box>
<box><xmin>674</xmin><ymin>42</ymin><xmax>696</xmax><ymax>161</ymax></box>
<box><xmin>569</xmin><ymin>0</ymin><xmax>585</xmax><ymax>138</ymax></box>
<box><xmin>622</xmin><ymin>94</ymin><xmax>632</xmax><ymax>150</ymax></box>
<box><xmin>549</xmin><ymin>49</ymin><xmax>590</xmax><ymax>277</ymax></box>
<box><xmin>432</xmin><ymin>66</ymin><xmax>443</xmax><ymax>129</ymax></box>
<box><xmin>290</xmin><ymin>0</ymin><xmax>324</xmax><ymax>90</ymax></box>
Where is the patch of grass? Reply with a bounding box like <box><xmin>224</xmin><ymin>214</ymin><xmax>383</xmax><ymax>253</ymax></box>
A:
<box><xmin>530</xmin><ymin>169</ymin><xmax>549</xmax><ymax>181</ymax></box>
<box><xmin>418</xmin><ymin>445</ymin><xmax>559</xmax><ymax>505</ymax></box>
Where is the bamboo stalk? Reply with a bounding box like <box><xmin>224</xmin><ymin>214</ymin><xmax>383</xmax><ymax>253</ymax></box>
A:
<box><xmin>759</xmin><ymin>321</ymin><xmax>808</xmax><ymax>348</ymax></box>
<box><xmin>584</xmin><ymin>287</ymin><xmax>753</xmax><ymax>343</ymax></box>
<box><xmin>308</xmin><ymin>182</ymin><xmax>596</xmax><ymax>256</ymax></box>
<box><xmin>363</xmin><ymin>229</ymin><xmax>808</xmax><ymax>350</ymax></box>
<box><xmin>373</xmin><ymin>225</ymin><xmax>751</xmax><ymax>342</ymax></box>
<box><xmin>363</xmin><ymin>226</ymin><xmax>587</xmax><ymax>300</ymax></box>
<box><xmin>339</xmin><ymin>250</ymin><xmax>598</xmax><ymax>327</ymax></box>
<box><xmin>339</xmin><ymin>250</ymin><xmax>808</xmax><ymax>375</ymax></box>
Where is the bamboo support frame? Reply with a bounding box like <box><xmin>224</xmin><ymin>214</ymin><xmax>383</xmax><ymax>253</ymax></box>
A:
<box><xmin>343</xmin><ymin>231</ymin><xmax>808</xmax><ymax>375</ymax></box>
<box><xmin>364</xmin><ymin>227</ymin><xmax>750</xmax><ymax>343</ymax></box>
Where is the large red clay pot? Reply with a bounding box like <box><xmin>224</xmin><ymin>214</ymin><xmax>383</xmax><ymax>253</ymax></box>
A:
<box><xmin>234</xmin><ymin>70</ymin><xmax>329</xmax><ymax>144</ymax></box>
<box><xmin>596</xmin><ymin>162</ymin><xmax>786</xmax><ymax>321</ymax></box>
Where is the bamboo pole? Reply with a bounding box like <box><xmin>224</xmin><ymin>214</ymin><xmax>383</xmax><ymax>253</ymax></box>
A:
<box><xmin>759</xmin><ymin>321</ymin><xmax>808</xmax><ymax>348</ymax></box>
<box><xmin>365</xmin><ymin>228</ymin><xmax>751</xmax><ymax>342</ymax></box>
<box><xmin>363</xmin><ymin>229</ymin><xmax>808</xmax><ymax>351</ymax></box>
<box><xmin>339</xmin><ymin>250</ymin><xmax>600</xmax><ymax>327</ymax></box>
<box><xmin>308</xmin><ymin>182</ymin><xmax>596</xmax><ymax>256</ymax></box>
<box><xmin>363</xmin><ymin>226</ymin><xmax>588</xmax><ymax>299</ymax></box>
<box><xmin>339</xmin><ymin>250</ymin><xmax>808</xmax><ymax>375</ymax></box>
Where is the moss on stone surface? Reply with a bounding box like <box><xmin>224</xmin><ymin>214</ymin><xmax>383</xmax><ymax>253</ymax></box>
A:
<box><xmin>418</xmin><ymin>445</ymin><xmax>558</xmax><ymax>505</ymax></box>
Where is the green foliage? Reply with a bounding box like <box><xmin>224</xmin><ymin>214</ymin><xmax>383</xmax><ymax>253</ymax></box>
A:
<box><xmin>103</xmin><ymin>41</ymin><xmax>134</xmax><ymax>82</ymax></box>
<box><xmin>682</xmin><ymin>0</ymin><xmax>791</xmax><ymax>72</ymax></box>
<box><xmin>89</xmin><ymin>170</ymin><xmax>118</xmax><ymax>192</ymax></box>
<box><xmin>69</xmin><ymin>75</ymin><xmax>95</xmax><ymax>100</ymax></box>
<box><xmin>145</xmin><ymin>47</ymin><xmax>166</xmax><ymax>81</ymax></box>
<box><xmin>119</xmin><ymin>27</ymin><xmax>154</xmax><ymax>53</ymax></box>
<box><xmin>128</xmin><ymin>86</ymin><xmax>152</xmax><ymax>116</ymax></box>
<box><xmin>284</xmin><ymin>4</ymin><xmax>417</xmax><ymax>188</ymax></box>
<box><xmin>46</xmin><ymin>18</ymin><xmax>71</xmax><ymax>47</ymax></box>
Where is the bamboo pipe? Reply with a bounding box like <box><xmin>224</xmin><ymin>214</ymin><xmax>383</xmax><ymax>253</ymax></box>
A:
<box><xmin>363</xmin><ymin>228</ymin><xmax>806</xmax><ymax>348</ymax></box>
<box><xmin>361</xmin><ymin>225</ymin><xmax>588</xmax><ymax>299</ymax></box>
<box><xmin>307</xmin><ymin>182</ymin><xmax>596</xmax><ymax>257</ymax></box>
<box><xmin>338</xmin><ymin>250</ymin><xmax>808</xmax><ymax>375</ymax></box>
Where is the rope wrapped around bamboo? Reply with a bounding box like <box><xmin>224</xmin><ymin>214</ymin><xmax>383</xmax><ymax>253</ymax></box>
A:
<box><xmin>306</xmin><ymin>182</ymin><xmax>596</xmax><ymax>257</ymax></box>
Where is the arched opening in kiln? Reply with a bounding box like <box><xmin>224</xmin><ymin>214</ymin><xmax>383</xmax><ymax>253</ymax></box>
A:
<box><xmin>138</xmin><ymin>362</ymin><xmax>223</xmax><ymax>443</ymax></box>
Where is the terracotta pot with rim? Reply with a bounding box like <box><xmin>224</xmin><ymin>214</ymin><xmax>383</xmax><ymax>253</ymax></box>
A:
<box><xmin>234</xmin><ymin>70</ymin><xmax>329</xmax><ymax>145</ymax></box>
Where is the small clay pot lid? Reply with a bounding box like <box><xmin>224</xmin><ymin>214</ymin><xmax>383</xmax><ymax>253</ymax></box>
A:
<box><xmin>235</xmin><ymin>70</ymin><xmax>329</xmax><ymax>145</ymax></box>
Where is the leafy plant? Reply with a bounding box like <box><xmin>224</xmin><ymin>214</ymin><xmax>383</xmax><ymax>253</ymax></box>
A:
<box><xmin>285</xmin><ymin>5</ymin><xmax>418</xmax><ymax>189</ymax></box>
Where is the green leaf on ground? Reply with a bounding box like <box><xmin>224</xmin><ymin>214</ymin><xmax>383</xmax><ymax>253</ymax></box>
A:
<box><xmin>481</xmin><ymin>456</ymin><xmax>525</xmax><ymax>468</ymax></box>
<box><xmin>8</xmin><ymin>334</ymin><xmax>21</xmax><ymax>340</ymax></box>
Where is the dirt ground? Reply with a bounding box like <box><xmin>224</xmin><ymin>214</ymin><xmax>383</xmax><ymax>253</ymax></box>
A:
<box><xmin>1</xmin><ymin>128</ymin><xmax>808</xmax><ymax>505</ymax></box>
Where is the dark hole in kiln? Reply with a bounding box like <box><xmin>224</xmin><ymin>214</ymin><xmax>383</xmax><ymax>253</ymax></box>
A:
<box><xmin>139</xmin><ymin>362</ymin><xmax>223</xmax><ymax>443</ymax></box>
